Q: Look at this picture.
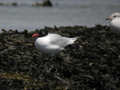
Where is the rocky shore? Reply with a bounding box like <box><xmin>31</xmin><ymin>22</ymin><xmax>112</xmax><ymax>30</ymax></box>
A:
<box><xmin>0</xmin><ymin>0</ymin><xmax>53</xmax><ymax>7</ymax></box>
<box><xmin>0</xmin><ymin>25</ymin><xmax>120</xmax><ymax>90</ymax></box>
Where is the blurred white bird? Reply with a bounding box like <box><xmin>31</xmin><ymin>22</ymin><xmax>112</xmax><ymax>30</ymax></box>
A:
<box><xmin>32</xmin><ymin>30</ymin><xmax>78</xmax><ymax>55</ymax></box>
<box><xmin>106</xmin><ymin>12</ymin><xmax>120</xmax><ymax>33</ymax></box>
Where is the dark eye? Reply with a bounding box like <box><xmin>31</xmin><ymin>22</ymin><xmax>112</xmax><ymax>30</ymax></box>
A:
<box><xmin>113</xmin><ymin>16</ymin><xmax>117</xmax><ymax>17</ymax></box>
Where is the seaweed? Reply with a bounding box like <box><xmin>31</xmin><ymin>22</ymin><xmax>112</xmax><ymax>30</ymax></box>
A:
<box><xmin>0</xmin><ymin>25</ymin><xmax>120</xmax><ymax>90</ymax></box>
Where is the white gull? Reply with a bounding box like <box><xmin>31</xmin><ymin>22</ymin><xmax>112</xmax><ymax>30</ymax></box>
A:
<box><xmin>32</xmin><ymin>30</ymin><xmax>78</xmax><ymax>55</ymax></box>
<box><xmin>106</xmin><ymin>12</ymin><xmax>120</xmax><ymax>33</ymax></box>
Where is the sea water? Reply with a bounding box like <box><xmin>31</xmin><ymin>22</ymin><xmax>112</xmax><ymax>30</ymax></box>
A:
<box><xmin>0</xmin><ymin>0</ymin><xmax>120</xmax><ymax>31</ymax></box>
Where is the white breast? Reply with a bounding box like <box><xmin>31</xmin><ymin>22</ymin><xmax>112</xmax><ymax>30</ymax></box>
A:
<box><xmin>110</xmin><ymin>18</ymin><xmax>120</xmax><ymax>32</ymax></box>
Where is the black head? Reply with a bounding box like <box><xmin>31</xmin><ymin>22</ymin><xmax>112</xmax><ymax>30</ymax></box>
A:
<box><xmin>38</xmin><ymin>30</ymin><xmax>48</xmax><ymax>37</ymax></box>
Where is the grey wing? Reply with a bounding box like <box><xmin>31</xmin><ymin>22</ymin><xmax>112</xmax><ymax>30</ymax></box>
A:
<box><xmin>50</xmin><ymin>36</ymin><xmax>72</xmax><ymax>47</ymax></box>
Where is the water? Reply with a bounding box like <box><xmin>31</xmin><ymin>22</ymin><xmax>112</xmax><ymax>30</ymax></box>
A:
<box><xmin>0</xmin><ymin>0</ymin><xmax>120</xmax><ymax>31</ymax></box>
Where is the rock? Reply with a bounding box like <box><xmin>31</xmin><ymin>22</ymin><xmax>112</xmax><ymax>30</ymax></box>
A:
<box><xmin>32</xmin><ymin>0</ymin><xmax>53</xmax><ymax>7</ymax></box>
<box><xmin>11</xmin><ymin>2</ymin><xmax>18</xmax><ymax>6</ymax></box>
<box><xmin>0</xmin><ymin>25</ymin><xmax>120</xmax><ymax>90</ymax></box>
<box><xmin>0</xmin><ymin>2</ymin><xmax>18</xmax><ymax>6</ymax></box>
<box><xmin>42</xmin><ymin>0</ymin><xmax>53</xmax><ymax>7</ymax></box>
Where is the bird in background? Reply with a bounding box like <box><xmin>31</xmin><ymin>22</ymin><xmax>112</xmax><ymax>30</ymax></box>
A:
<box><xmin>106</xmin><ymin>12</ymin><xmax>120</xmax><ymax>33</ymax></box>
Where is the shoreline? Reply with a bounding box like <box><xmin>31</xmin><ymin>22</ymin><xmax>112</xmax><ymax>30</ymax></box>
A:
<box><xmin>0</xmin><ymin>0</ymin><xmax>53</xmax><ymax>7</ymax></box>
<box><xmin>0</xmin><ymin>24</ymin><xmax>101</xmax><ymax>33</ymax></box>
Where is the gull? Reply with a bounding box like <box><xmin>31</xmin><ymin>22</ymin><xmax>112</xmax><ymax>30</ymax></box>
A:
<box><xmin>106</xmin><ymin>12</ymin><xmax>120</xmax><ymax>33</ymax></box>
<box><xmin>32</xmin><ymin>30</ymin><xmax>78</xmax><ymax>55</ymax></box>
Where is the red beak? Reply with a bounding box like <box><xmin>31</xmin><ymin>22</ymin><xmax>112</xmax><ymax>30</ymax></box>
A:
<box><xmin>32</xmin><ymin>33</ymin><xmax>40</xmax><ymax>37</ymax></box>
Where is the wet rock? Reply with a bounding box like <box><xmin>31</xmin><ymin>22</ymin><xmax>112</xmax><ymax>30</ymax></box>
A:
<box><xmin>0</xmin><ymin>25</ymin><xmax>120</xmax><ymax>90</ymax></box>
<box><xmin>32</xmin><ymin>0</ymin><xmax>53</xmax><ymax>7</ymax></box>
<box><xmin>0</xmin><ymin>2</ymin><xmax>18</xmax><ymax>7</ymax></box>
<box><xmin>42</xmin><ymin>0</ymin><xmax>53</xmax><ymax>7</ymax></box>
<box><xmin>11</xmin><ymin>2</ymin><xmax>18</xmax><ymax>6</ymax></box>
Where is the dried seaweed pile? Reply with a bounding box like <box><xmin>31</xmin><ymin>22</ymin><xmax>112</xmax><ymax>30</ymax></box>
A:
<box><xmin>0</xmin><ymin>25</ymin><xmax>120</xmax><ymax>90</ymax></box>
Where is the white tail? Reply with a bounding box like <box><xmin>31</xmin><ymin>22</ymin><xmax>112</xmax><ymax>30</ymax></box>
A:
<box><xmin>70</xmin><ymin>37</ymin><xmax>78</xmax><ymax>44</ymax></box>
